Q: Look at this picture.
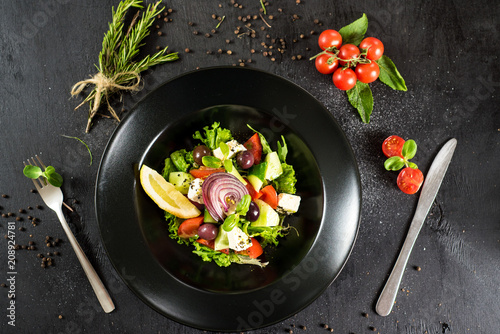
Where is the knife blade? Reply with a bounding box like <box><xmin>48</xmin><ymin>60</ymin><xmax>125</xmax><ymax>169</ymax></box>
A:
<box><xmin>375</xmin><ymin>138</ymin><xmax>457</xmax><ymax>316</ymax></box>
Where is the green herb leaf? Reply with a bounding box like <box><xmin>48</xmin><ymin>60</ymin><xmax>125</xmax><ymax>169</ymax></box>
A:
<box><xmin>223</xmin><ymin>159</ymin><xmax>233</xmax><ymax>172</ymax></box>
<box><xmin>23</xmin><ymin>165</ymin><xmax>43</xmax><ymax>179</ymax></box>
<box><xmin>277</xmin><ymin>135</ymin><xmax>288</xmax><ymax>163</ymax></box>
<box><xmin>202</xmin><ymin>156</ymin><xmax>222</xmax><ymax>168</ymax></box>
<box><xmin>347</xmin><ymin>81</ymin><xmax>373</xmax><ymax>123</ymax></box>
<box><xmin>384</xmin><ymin>156</ymin><xmax>405</xmax><ymax>171</ymax></box>
<box><xmin>402</xmin><ymin>140</ymin><xmax>417</xmax><ymax>160</ymax></box>
<box><xmin>338</xmin><ymin>13</ymin><xmax>368</xmax><ymax>46</ymax></box>
<box><xmin>44</xmin><ymin>169</ymin><xmax>63</xmax><ymax>187</ymax></box>
<box><xmin>61</xmin><ymin>135</ymin><xmax>93</xmax><ymax>166</ymax></box>
<box><xmin>236</xmin><ymin>194</ymin><xmax>251</xmax><ymax>216</ymax></box>
<box><xmin>222</xmin><ymin>214</ymin><xmax>238</xmax><ymax>232</ymax></box>
<box><xmin>408</xmin><ymin>162</ymin><xmax>418</xmax><ymax>169</ymax></box>
<box><xmin>219</xmin><ymin>141</ymin><xmax>229</xmax><ymax>159</ymax></box>
<box><xmin>247</xmin><ymin>125</ymin><xmax>272</xmax><ymax>154</ymax></box>
<box><xmin>376</xmin><ymin>55</ymin><xmax>407</xmax><ymax>91</ymax></box>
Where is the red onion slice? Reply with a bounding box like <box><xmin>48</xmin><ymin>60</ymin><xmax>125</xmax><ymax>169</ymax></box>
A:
<box><xmin>202</xmin><ymin>172</ymin><xmax>249</xmax><ymax>221</ymax></box>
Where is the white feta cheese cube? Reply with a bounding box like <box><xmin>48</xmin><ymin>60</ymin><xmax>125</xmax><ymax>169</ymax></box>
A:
<box><xmin>277</xmin><ymin>193</ymin><xmax>301</xmax><ymax>215</ymax></box>
<box><xmin>187</xmin><ymin>178</ymin><xmax>204</xmax><ymax>204</ymax></box>
<box><xmin>212</xmin><ymin>147</ymin><xmax>224</xmax><ymax>161</ymax></box>
<box><xmin>226</xmin><ymin>140</ymin><xmax>246</xmax><ymax>159</ymax></box>
<box><xmin>227</xmin><ymin>227</ymin><xmax>252</xmax><ymax>251</ymax></box>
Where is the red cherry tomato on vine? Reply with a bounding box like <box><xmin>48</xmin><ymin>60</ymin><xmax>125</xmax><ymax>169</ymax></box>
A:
<box><xmin>382</xmin><ymin>135</ymin><xmax>405</xmax><ymax>158</ymax></box>
<box><xmin>355</xmin><ymin>62</ymin><xmax>380</xmax><ymax>83</ymax></box>
<box><xmin>315</xmin><ymin>52</ymin><xmax>339</xmax><ymax>74</ymax></box>
<box><xmin>397</xmin><ymin>167</ymin><xmax>424</xmax><ymax>194</ymax></box>
<box><xmin>338</xmin><ymin>44</ymin><xmax>360</xmax><ymax>66</ymax></box>
<box><xmin>359</xmin><ymin>37</ymin><xmax>384</xmax><ymax>61</ymax></box>
<box><xmin>318</xmin><ymin>29</ymin><xmax>342</xmax><ymax>50</ymax></box>
<box><xmin>332</xmin><ymin>68</ymin><xmax>357</xmax><ymax>90</ymax></box>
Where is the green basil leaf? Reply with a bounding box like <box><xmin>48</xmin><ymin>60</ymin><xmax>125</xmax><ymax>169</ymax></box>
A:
<box><xmin>45</xmin><ymin>171</ymin><xmax>63</xmax><ymax>187</ymax></box>
<box><xmin>277</xmin><ymin>135</ymin><xmax>288</xmax><ymax>163</ymax></box>
<box><xmin>219</xmin><ymin>141</ymin><xmax>229</xmax><ymax>159</ymax></box>
<box><xmin>402</xmin><ymin>140</ymin><xmax>417</xmax><ymax>160</ymax></box>
<box><xmin>338</xmin><ymin>13</ymin><xmax>368</xmax><ymax>46</ymax></box>
<box><xmin>347</xmin><ymin>81</ymin><xmax>373</xmax><ymax>123</ymax></box>
<box><xmin>223</xmin><ymin>159</ymin><xmax>233</xmax><ymax>172</ymax></box>
<box><xmin>236</xmin><ymin>194</ymin><xmax>251</xmax><ymax>216</ymax></box>
<box><xmin>222</xmin><ymin>214</ymin><xmax>238</xmax><ymax>232</ymax></box>
<box><xmin>23</xmin><ymin>165</ymin><xmax>43</xmax><ymax>179</ymax></box>
<box><xmin>376</xmin><ymin>55</ymin><xmax>407</xmax><ymax>91</ymax></box>
<box><xmin>408</xmin><ymin>161</ymin><xmax>418</xmax><ymax>169</ymax></box>
<box><xmin>202</xmin><ymin>156</ymin><xmax>222</xmax><ymax>168</ymax></box>
<box><xmin>384</xmin><ymin>156</ymin><xmax>405</xmax><ymax>171</ymax></box>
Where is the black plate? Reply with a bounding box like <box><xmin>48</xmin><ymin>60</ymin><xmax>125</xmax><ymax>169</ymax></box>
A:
<box><xmin>96</xmin><ymin>67</ymin><xmax>361</xmax><ymax>332</ymax></box>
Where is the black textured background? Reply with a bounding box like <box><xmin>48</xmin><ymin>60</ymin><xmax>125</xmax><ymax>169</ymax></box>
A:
<box><xmin>0</xmin><ymin>0</ymin><xmax>499</xmax><ymax>333</ymax></box>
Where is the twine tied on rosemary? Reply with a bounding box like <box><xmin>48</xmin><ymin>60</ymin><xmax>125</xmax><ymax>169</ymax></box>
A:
<box><xmin>71</xmin><ymin>0</ymin><xmax>179</xmax><ymax>133</ymax></box>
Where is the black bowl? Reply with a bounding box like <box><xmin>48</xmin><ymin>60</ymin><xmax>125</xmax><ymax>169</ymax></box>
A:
<box><xmin>96</xmin><ymin>67</ymin><xmax>361</xmax><ymax>331</ymax></box>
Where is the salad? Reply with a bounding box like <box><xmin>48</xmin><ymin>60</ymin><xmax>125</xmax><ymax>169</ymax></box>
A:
<box><xmin>140</xmin><ymin>122</ymin><xmax>301</xmax><ymax>267</ymax></box>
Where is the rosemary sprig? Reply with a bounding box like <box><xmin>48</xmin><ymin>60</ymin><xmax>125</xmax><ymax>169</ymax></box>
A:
<box><xmin>71</xmin><ymin>0</ymin><xmax>179</xmax><ymax>133</ymax></box>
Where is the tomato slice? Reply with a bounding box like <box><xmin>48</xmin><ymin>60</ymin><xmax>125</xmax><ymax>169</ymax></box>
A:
<box><xmin>196</xmin><ymin>238</ymin><xmax>214</xmax><ymax>248</ymax></box>
<box><xmin>397</xmin><ymin>167</ymin><xmax>424</xmax><ymax>194</ymax></box>
<box><xmin>190</xmin><ymin>167</ymin><xmax>225</xmax><ymax>179</ymax></box>
<box><xmin>238</xmin><ymin>238</ymin><xmax>263</xmax><ymax>259</ymax></box>
<box><xmin>244</xmin><ymin>178</ymin><xmax>262</xmax><ymax>200</ymax></box>
<box><xmin>382</xmin><ymin>135</ymin><xmax>405</xmax><ymax>158</ymax></box>
<box><xmin>259</xmin><ymin>185</ymin><xmax>278</xmax><ymax>209</ymax></box>
<box><xmin>196</xmin><ymin>238</ymin><xmax>229</xmax><ymax>254</ymax></box>
<box><xmin>244</xmin><ymin>133</ymin><xmax>263</xmax><ymax>165</ymax></box>
<box><xmin>178</xmin><ymin>216</ymin><xmax>204</xmax><ymax>238</ymax></box>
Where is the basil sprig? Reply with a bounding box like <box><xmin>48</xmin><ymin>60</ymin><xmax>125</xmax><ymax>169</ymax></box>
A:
<box><xmin>23</xmin><ymin>165</ymin><xmax>63</xmax><ymax>187</ymax></box>
<box><xmin>222</xmin><ymin>194</ymin><xmax>252</xmax><ymax>232</ymax></box>
<box><xmin>384</xmin><ymin>140</ymin><xmax>418</xmax><ymax>171</ymax></box>
<box><xmin>335</xmin><ymin>14</ymin><xmax>407</xmax><ymax>123</ymax></box>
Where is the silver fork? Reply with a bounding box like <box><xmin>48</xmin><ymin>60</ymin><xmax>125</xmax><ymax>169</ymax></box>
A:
<box><xmin>25</xmin><ymin>155</ymin><xmax>115</xmax><ymax>313</ymax></box>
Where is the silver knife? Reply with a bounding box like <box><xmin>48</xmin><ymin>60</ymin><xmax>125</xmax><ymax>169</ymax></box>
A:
<box><xmin>375</xmin><ymin>138</ymin><xmax>457</xmax><ymax>316</ymax></box>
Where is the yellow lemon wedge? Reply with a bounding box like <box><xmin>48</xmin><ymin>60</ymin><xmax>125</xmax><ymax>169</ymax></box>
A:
<box><xmin>139</xmin><ymin>165</ymin><xmax>201</xmax><ymax>219</ymax></box>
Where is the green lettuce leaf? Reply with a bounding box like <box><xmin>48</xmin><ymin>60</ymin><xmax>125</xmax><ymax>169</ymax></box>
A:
<box><xmin>170</xmin><ymin>149</ymin><xmax>193</xmax><ymax>173</ymax></box>
<box><xmin>192</xmin><ymin>242</ymin><xmax>239</xmax><ymax>267</ymax></box>
<box><xmin>273</xmin><ymin>163</ymin><xmax>297</xmax><ymax>194</ymax></box>
<box><xmin>247</xmin><ymin>225</ymin><xmax>289</xmax><ymax>247</ymax></box>
<box><xmin>193</xmin><ymin>122</ymin><xmax>233</xmax><ymax>150</ymax></box>
<box><xmin>161</xmin><ymin>158</ymin><xmax>176</xmax><ymax>179</ymax></box>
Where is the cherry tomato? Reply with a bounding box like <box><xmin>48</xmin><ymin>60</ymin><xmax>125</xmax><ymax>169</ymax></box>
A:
<box><xmin>259</xmin><ymin>185</ymin><xmax>278</xmax><ymax>209</ymax></box>
<box><xmin>397</xmin><ymin>167</ymin><xmax>424</xmax><ymax>194</ymax></box>
<box><xmin>338</xmin><ymin>44</ymin><xmax>360</xmax><ymax>66</ymax></box>
<box><xmin>318</xmin><ymin>29</ymin><xmax>342</xmax><ymax>50</ymax></box>
<box><xmin>355</xmin><ymin>62</ymin><xmax>380</xmax><ymax>83</ymax></box>
<box><xmin>243</xmin><ymin>133</ymin><xmax>263</xmax><ymax>164</ymax></box>
<box><xmin>238</xmin><ymin>238</ymin><xmax>263</xmax><ymax>259</ymax></box>
<box><xmin>178</xmin><ymin>216</ymin><xmax>204</xmax><ymax>238</ymax></box>
<box><xmin>315</xmin><ymin>52</ymin><xmax>339</xmax><ymax>74</ymax></box>
<box><xmin>190</xmin><ymin>167</ymin><xmax>225</xmax><ymax>179</ymax></box>
<box><xmin>359</xmin><ymin>37</ymin><xmax>384</xmax><ymax>61</ymax></box>
<box><xmin>382</xmin><ymin>135</ymin><xmax>405</xmax><ymax>158</ymax></box>
<box><xmin>332</xmin><ymin>68</ymin><xmax>357</xmax><ymax>91</ymax></box>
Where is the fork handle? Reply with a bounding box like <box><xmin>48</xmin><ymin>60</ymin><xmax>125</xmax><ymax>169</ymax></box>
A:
<box><xmin>55</xmin><ymin>209</ymin><xmax>115</xmax><ymax>313</ymax></box>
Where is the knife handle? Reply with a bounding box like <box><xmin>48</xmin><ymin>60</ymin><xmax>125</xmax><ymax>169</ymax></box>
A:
<box><xmin>375</xmin><ymin>222</ymin><xmax>420</xmax><ymax>316</ymax></box>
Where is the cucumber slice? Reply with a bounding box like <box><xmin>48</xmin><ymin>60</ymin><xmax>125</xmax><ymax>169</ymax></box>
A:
<box><xmin>247</xmin><ymin>175</ymin><xmax>264</xmax><ymax>192</ymax></box>
<box><xmin>214</xmin><ymin>227</ymin><xmax>230</xmax><ymax>250</ymax></box>
<box><xmin>168</xmin><ymin>172</ymin><xmax>194</xmax><ymax>194</ymax></box>
<box><xmin>224</xmin><ymin>160</ymin><xmax>247</xmax><ymax>185</ymax></box>
<box><xmin>251</xmin><ymin>199</ymin><xmax>280</xmax><ymax>227</ymax></box>
<box><xmin>264</xmin><ymin>152</ymin><xmax>283</xmax><ymax>181</ymax></box>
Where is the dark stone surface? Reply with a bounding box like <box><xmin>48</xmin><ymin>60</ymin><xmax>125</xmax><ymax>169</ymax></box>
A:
<box><xmin>0</xmin><ymin>0</ymin><xmax>499</xmax><ymax>333</ymax></box>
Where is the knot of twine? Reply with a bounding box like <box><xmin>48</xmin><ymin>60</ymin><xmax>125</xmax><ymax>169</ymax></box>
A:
<box><xmin>70</xmin><ymin>71</ymin><xmax>141</xmax><ymax>132</ymax></box>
